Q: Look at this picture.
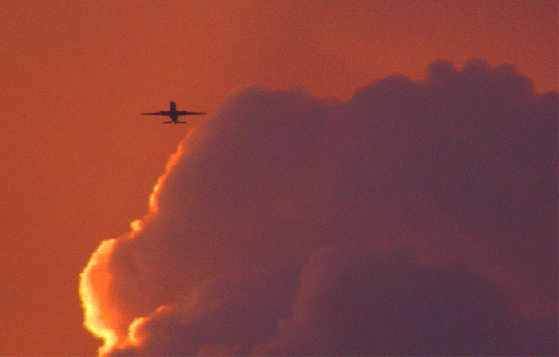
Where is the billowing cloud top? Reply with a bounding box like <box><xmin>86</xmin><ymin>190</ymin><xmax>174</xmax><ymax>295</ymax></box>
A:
<box><xmin>80</xmin><ymin>59</ymin><xmax>557</xmax><ymax>356</ymax></box>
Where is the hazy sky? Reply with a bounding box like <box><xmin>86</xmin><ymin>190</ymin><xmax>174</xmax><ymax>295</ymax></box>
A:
<box><xmin>0</xmin><ymin>1</ymin><xmax>557</xmax><ymax>355</ymax></box>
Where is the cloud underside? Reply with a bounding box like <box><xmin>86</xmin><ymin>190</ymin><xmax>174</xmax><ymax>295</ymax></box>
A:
<box><xmin>80</xmin><ymin>59</ymin><xmax>558</xmax><ymax>356</ymax></box>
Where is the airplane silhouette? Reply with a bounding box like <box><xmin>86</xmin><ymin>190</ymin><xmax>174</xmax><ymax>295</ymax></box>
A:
<box><xmin>142</xmin><ymin>101</ymin><xmax>206</xmax><ymax>124</ymax></box>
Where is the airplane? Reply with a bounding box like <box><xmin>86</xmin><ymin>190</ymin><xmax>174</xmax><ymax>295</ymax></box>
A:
<box><xmin>142</xmin><ymin>101</ymin><xmax>206</xmax><ymax>124</ymax></box>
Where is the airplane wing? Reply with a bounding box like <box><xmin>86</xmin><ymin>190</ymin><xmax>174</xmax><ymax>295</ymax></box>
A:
<box><xmin>141</xmin><ymin>111</ymin><xmax>164</xmax><ymax>115</ymax></box>
<box><xmin>177</xmin><ymin>111</ymin><xmax>206</xmax><ymax>115</ymax></box>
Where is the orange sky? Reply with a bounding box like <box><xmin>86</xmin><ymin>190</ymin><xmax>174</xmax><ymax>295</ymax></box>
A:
<box><xmin>0</xmin><ymin>1</ymin><xmax>557</xmax><ymax>355</ymax></box>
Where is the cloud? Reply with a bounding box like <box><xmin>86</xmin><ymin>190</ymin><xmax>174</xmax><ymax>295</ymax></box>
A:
<box><xmin>80</xmin><ymin>59</ymin><xmax>557</xmax><ymax>356</ymax></box>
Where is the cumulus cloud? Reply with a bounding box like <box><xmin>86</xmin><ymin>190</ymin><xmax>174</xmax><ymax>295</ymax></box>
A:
<box><xmin>80</xmin><ymin>59</ymin><xmax>557</xmax><ymax>356</ymax></box>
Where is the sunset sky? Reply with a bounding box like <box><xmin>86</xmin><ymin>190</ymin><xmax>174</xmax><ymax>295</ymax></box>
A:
<box><xmin>1</xmin><ymin>1</ymin><xmax>557</xmax><ymax>355</ymax></box>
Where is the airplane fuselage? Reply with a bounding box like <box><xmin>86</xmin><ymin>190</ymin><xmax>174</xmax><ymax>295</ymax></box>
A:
<box><xmin>159</xmin><ymin>111</ymin><xmax>178</xmax><ymax>122</ymax></box>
